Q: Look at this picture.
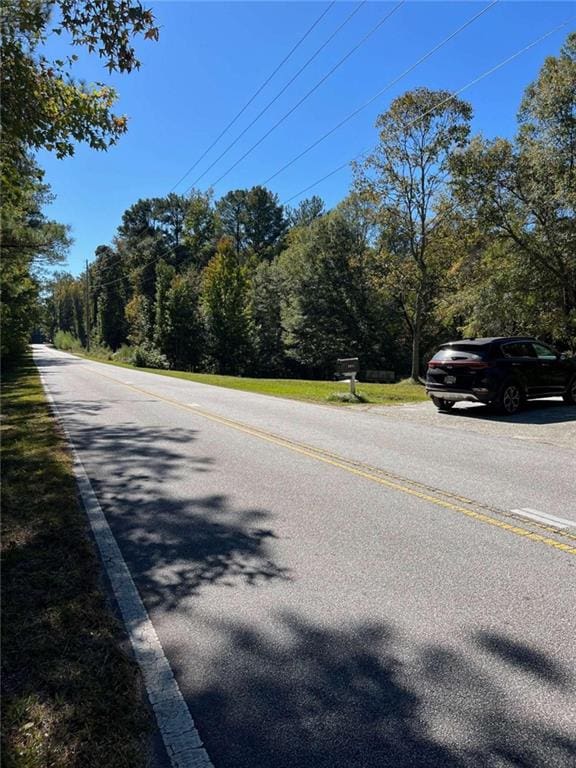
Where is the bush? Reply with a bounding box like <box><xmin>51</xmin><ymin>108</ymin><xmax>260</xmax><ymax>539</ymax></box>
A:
<box><xmin>132</xmin><ymin>344</ymin><xmax>169</xmax><ymax>369</ymax></box>
<box><xmin>88</xmin><ymin>343</ymin><xmax>113</xmax><ymax>360</ymax></box>
<box><xmin>54</xmin><ymin>331</ymin><xmax>83</xmax><ymax>352</ymax></box>
<box><xmin>112</xmin><ymin>344</ymin><xmax>134</xmax><ymax>363</ymax></box>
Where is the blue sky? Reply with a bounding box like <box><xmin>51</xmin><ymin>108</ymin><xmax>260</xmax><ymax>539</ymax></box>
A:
<box><xmin>38</xmin><ymin>1</ymin><xmax>574</xmax><ymax>275</ymax></box>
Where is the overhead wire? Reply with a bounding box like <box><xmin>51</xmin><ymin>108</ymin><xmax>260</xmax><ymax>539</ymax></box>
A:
<box><xmin>169</xmin><ymin>1</ymin><xmax>337</xmax><ymax>193</ymax></box>
<box><xmin>283</xmin><ymin>16</ymin><xmax>574</xmax><ymax>205</ymax></box>
<box><xmin>89</xmin><ymin>2</ymin><xmax>338</xmax><ymax>278</ymax></box>
<box><xmin>92</xmin><ymin>0</ymin><xmax>395</xmax><ymax>280</ymax></box>
<box><xmin>206</xmin><ymin>0</ymin><xmax>407</xmax><ymax>190</ymax></box>
<box><xmin>187</xmin><ymin>0</ymin><xmax>367</xmax><ymax>190</ymax></box>
<box><xmin>95</xmin><ymin>16</ymin><xmax>572</xmax><ymax>290</ymax></box>
<box><xmin>262</xmin><ymin>0</ymin><xmax>498</xmax><ymax>187</ymax></box>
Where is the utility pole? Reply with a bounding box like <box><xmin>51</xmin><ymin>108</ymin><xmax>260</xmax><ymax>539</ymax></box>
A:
<box><xmin>85</xmin><ymin>258</ymin><xmax>91</xmax><ymax>352</ymax></box>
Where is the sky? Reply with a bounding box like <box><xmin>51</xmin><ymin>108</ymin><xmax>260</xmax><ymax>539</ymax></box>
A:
<box><xmin>37</xmin><ymin>0</ymin><xmax>574</xmax><ymax>276</ymax></box>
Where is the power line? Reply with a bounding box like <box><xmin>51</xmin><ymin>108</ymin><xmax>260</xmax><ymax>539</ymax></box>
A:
<box><xmin>187</xmin><ymin>1</ymin><xmax>367</xmax><ymax>190</ymax></box>
<box><xmin>263</xmin><ymin>0</ymin><xmax>498</xmax><ymax>187</ymax></box>
<box><xmin>95</xmin><ymin>16</ymin><xmax>572</xmax><ymax>291</ymax></box>
<box><xmin>207</xmin><ymin>0</ymin><xmax>407</xmax><ymax>191</ymax></box>
<box><xmin>89</xmin><ymin>3</ymin><xmax>337</xmax><ymax>279</ymax></box>
<box><xmin>89</xmin><ymin>1</ymin><xmax>398</xmax><ymax>281</ymax></box>
<box><xmin>283</xmin><ymin>17</ymin><xmax>574</xmax><ymax>205</ymax></box>
<box><xmin>169</xmin><ymin>1</ymin><xmax>336</xmax><ymax>193</ymax></box>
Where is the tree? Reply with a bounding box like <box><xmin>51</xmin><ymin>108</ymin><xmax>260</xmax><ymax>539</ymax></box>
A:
<box><xmin>287</xmin><ymin>196</ymin><xmax>326</xmax><ymax>228</ymax></box>
<box><xmin>250</xmin><ymin>261</ymin><xmax>286</xmax><ymax>376</ymax></box>
<box><xmin>216</xmin><ymin>186</ymin><xmax>287</xmax><ymax>260</ymax></box>
<box><xmin>279</xmin><ymin>212</ymin><xmax>394</xmax><ymax>377</ymax></box>
<box><xmin>201</xmin><ymin>238</ymin><xmax>253</xmax><ymax>374</ymax></box>
<box><xmin>91</xmin><ymin>246</ymin><xmax>127</xmax><ymax>350</ymax></box>
<box><xmin>450</xmin><ymin>33</ymin><xmax>576</xmax><ymax>347</ymax></box>
<box><xmin>125</xmin><ymin>293</ymin><xmax>151</xmax><ymax>347</ymax></box>
<box><xmin>163</xmin><ymin>270</ymin><xmax>205</xmax><ymax>370</ymax></box>
<box><xmin>355</xmin><ymin>88</ymin><xmax>472</xmax><ymax>381</ymax></box>
<box><xmin>1</xmin><ymin>0</ymin><xmax>158</xmax><ymax>360</ymax></box>
<box><xmin>1</xmin><ymin>0</ymin><xmax>158</xmax><ymax>161</ymax></box>
<box><xmin>153</xmin><ymin>260</ymin><xmax>176</xmax><ymax>353</ymax></box>
<box><xmin>1</xmin><ymin>154</ymin><xmax>70</xmax><ymax>359</ymax></box>
<box><xmin>50</xmin><ymin>272</ymin><xmax>86</xmax><ymax>343</ymax></box>
<box><xmin>183</xmin><ymin>190</ymin><xmax>218</xmax><ymax>269</ymax></box>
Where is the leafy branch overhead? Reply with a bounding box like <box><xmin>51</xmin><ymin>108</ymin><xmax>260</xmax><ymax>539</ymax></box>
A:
<box><xmin>0</xmin><ymin>0</ymin><xmax>159</xmax><ymax>158</ymax></box>
<box><xmin>0</xmin><ymin>0</ymin><xmax>159</xmax><ymax>360</ymax></box>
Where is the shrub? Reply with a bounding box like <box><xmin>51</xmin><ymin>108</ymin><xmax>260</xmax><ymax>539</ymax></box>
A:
<box><xmin>132</xmin><ymin>344</ymin><xmax>169</xmax><ymax>369</ymax></box>
<box><xmin>54</xmin><ymin>330</ymin><xmax>83</xmax><ymax>352</ymax></box>
<box><xmin>112</xmin><ymin>344</ymin><xmax>134</xmax><ymax>363</ymax></box>
<box><xmin>87</xmin><ymin>343</ymin><xmax>113</xmax><ymax>360</ymax></box>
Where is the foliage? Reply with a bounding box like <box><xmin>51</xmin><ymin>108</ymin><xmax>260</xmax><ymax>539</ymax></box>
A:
<box><xmin>1</xmin><ymin>154</ymin><xmax>70</xmax><ymax>360</ymax></box>
<box><xmin>132</xmin><ymin>344</ymin><xmax>169</xmax><ymax>369</ymax></box>
<box><xmin>125</xmin><ymin>293</ymin><xmax>152</xmax><ymax>347</ymax></box>
<box><xmin>450</xmin><ymin>34</ymin><xmax>576</xmax><ymax>348</ymax></box>
<box><xmin>250</xmin><ymin>260</ymin><xmax>286</xmax><ymax>376</ymax></box>
<box><xmin>280</xmin><ymin>211</ymin><xmax>400</xmax><ymax>377</ymax></box>
<box><xmin>183</xmin><ymin>189</ymin><xmax>217</xmax><ymax>268</ymax></box>
<box><xmin>0</xmin><ymin>0</ymin><xmax>158</xmax><ymax>160</ymax></box>
<box><xmin>216</xmin><ymin>186</ymin><xmax>287</xmax><ymax>260</ymax></box>
<box><xmin>91</xmin><ymin>245</ymin><xmax>128</xmax><ymax>350</ymax></box>
<box><xmin>54</xmin><ymin>329</ymin><xmax>83</xmax><ymax>352</ymax></box>
<box><xmin>163</xmin><ymin>270</ymin><xmax>205</xmax><ymax>370</ymax></box>
<box><xmin>113</xmin><ymin>344</ymin><xmax>135</xmax><ymax>363</ymax></box>
<box><xmin>202</xmin><ymin>238</ymin><xmax>254</xmax><ymax>374</ymax></box>
<box><xmin>355</xmin><ymin>87</ymin><xmax>473</xmax><ymax>381</ymax></box>
<box><xmin>153</xmin><ymin>259</ymin><xmax>176</xmax><ymax>351</ymax></box>
<box><xmin>1</xmin><ymin>0</ymin><xmax>158</xmax><ymax>363</ymax></box>
<box><xmin>287</xmin><ymin>195</ymin><xmax>326</xmax><ymax>228</ymax></box>
<box><xmin>44</xmin><ymin>35</ymin><xmax>576</xmax><ymax>378</ymax></box>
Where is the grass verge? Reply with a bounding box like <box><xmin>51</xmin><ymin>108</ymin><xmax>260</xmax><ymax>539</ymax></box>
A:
<box><xmin>73</xmin><ymin>352</ymin><xmax>428</xmax><ymax>406</ymax></box>
<box><xmin>1</xmin><ymin>354</ymin><xmax>149</xmax><ymax>768</ymax></box>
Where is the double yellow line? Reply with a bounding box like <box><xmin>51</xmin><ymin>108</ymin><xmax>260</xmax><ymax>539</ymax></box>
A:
<box><xmin>88</xmin><ymin>365</ymin><xmax>576</xmax><ymax>557</ymax></box>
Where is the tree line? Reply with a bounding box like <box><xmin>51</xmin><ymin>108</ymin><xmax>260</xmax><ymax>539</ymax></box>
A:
<box><xmin>46</xmin><ymin>33</ymin><xmax>576</xmax><ymax>380</ymax></box>
<box><xmin>2</xmin><ymin>2</ymin><xmax>573</xmax><ymax>380</ymax></box>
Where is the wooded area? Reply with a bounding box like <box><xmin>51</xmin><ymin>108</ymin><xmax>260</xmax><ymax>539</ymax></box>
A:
<box><xmin>2</xmin><ymin>1</ymin><xmax>574</xmax><ymax>381</ymax></box>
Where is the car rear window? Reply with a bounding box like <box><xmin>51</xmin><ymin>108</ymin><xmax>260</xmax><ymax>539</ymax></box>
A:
<box><xmin>432</xmin><ymin>346</ymin><xmax>487</xmax><ymax>362</ymax></box>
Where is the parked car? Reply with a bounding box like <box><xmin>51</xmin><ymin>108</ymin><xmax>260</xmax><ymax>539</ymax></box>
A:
<box><xmin>425</xmin><ymin>337</ymin><xmax>576</xmax><ymax>414</ymax></box>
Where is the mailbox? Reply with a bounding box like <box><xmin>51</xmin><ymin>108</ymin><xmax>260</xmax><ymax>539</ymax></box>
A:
<box><xmin>336</xmin><ymin>357</ymin><xmax>360</xmax><ymax>375</ymax></box>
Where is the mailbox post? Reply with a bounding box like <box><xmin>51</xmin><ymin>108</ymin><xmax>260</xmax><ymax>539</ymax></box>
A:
<box><xmin>336</xmin><ymin>358</ymin><xmax>360</xmax><ymax>397</ymax></box>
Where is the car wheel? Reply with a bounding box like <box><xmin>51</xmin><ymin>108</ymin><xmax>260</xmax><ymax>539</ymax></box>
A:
<box><xmin>499</xmin><ymin>380</ymin><xmax>523</xmax><ymax>415</ymax></box>
<box><xmin>562</xmin><ymin>376</ymin><xmax>576</xmax><ymax>405</ymax></box>
<box><xmin>431</xmin><ymin>396</ymin><xmax>455</xmax><ymax>411</ymax></box>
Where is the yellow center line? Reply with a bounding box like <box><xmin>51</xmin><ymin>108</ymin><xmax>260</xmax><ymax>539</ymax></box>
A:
<box><xmin>85</xmin><ymin>364</ymin><xmax>576</xmax><ymax>557</ymax></box>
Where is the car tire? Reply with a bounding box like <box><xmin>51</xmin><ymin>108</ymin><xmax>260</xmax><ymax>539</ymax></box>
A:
<box><xmin>562</xmin><ymin>376</ymin><xmax>576</xmax><ymax>405</ymax></box>
<box><xmin>498</xmin><ymin>379</ymin><xmax>523</xmax><ymax>415</ymax></box>
<box><xmin>431</xmin><ymin>396</ymin><xmax>455</xmax><ymax>411</ymax></box>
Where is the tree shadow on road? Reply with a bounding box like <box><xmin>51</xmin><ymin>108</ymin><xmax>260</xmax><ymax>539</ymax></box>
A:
<box><xmin>58</xmin><ymin>409</ymin><xmax>290</xmax><ymax>612</ymax></box>
<box><xmin>174</xmin><ymin>613</ymin><xmax>576</xmax><ymax>768</ymax></box>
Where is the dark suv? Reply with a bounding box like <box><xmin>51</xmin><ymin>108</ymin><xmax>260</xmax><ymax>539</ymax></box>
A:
<box><xmin>426</xmin><ymin>337</ymin><xmax>576</xmax><ymax>414</ymax></box>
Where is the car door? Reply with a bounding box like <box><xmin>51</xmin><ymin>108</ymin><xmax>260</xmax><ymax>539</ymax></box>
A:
<box><xmin>530</xmin><ymin>342</ymin><xmax>568</xmax><ymax>395</ymax></box>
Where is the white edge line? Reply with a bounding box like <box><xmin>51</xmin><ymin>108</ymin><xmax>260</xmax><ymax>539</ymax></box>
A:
<box><xmin>510</xmin><ymin>507</ymin><xmax>573</xmax><ymax>530</ymax></box>
<box><xmin>38</xmin><ymin>367</ymin><xmax>214</xmax><ymax>768</ymax></box>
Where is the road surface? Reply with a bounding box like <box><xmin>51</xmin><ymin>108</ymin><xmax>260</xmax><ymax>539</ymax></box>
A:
<box><xmin>34</xmin><ymin>345</ymin><xmax>576</xmax><ymax>768</ymax></box>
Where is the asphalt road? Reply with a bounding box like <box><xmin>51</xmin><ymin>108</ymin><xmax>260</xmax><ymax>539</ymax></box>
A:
<box><xmin>34</xmin><ymin>345</ymin><xmax>576</xmax><ymax>768</ymax></box>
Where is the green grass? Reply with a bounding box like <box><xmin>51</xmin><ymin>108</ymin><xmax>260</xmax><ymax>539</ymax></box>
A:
<box><xmin>74</xmin><ymin>352</ymin><xmax>428</xmax><ymax>406</ymax></box>
<box><xmin>1</xmin><ymin>355</ymin><xmax>149</xmax><ymax>768</ymax></box>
